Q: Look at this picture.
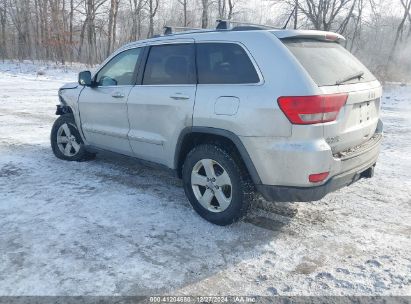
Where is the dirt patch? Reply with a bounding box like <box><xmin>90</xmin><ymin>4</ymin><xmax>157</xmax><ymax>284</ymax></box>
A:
<box><xmin>0</xmin><ymin>163</ymin><xmax>22</xmax><ymax>177</ymax></box>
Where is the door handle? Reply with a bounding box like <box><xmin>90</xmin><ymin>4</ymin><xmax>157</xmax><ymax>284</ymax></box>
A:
<box><xmin>170</xmin><ymin>94</ymin><xmax>190</xmax><ymax>100</ymax></box>
<box><xmin>112</xmin><ymin>92</ymin><xmax>125</xmax><ymax>98</ymax></box>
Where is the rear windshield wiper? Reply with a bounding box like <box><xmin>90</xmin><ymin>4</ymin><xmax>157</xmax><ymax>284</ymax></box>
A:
<box><xmin>336</xmin><ymin>71</ymin><xmax>364</xmax><ymax>85</ymax></box>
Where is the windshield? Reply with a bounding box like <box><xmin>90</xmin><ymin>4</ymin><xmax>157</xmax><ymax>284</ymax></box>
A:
<box><xmin>282</xmin><ymin>38</ymin><xmax>376</xmax><ymax>87</ymax></box>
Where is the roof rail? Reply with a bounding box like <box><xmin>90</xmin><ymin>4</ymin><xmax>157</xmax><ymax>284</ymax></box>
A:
<box><xmin>159</xmin><ymin>20</ymin><xmax>280</xmax><ymax>38</ymax></box>
<box><xmin>163</xmin><ymin>26</ymin><xmax>204</xmax><ymax>35</ymax></box>
<box><xmin>216</xmin><ymin>19</ymin><xmax>279</xmax><ymax>30</ymax></box>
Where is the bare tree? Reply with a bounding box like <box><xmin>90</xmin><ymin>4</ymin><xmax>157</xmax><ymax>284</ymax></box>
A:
<box><xmin>68</xmin><ymin>0</ymin><xmax>74</xmax><ymax>62</ymax></box>
<box><xmin>0</xmin><ymin>0</ymin><xmax>408</xmax><ymax>83</ymax></box>
<box><xmin>216</xmin><ymin>0</ymin><xmax>237</xmax><ymax>20</ymax></box>
<box><xmin>0</xmin><ymin>0</ymin><xmax>7</xmax><ymax>61</ymax></box>
<box><xmin>201</xmin><ymin>0</ymin><xmax>208</xmax><ymax>28</ymax></box>
<box><xmin>146</xmin><ymin>0</ymin><xmax>159</xmax><ymax>38</ymax></box>
<box><xmin>129</xmin><ymin>0</ymin><xmax>146</xmax><ymax>40</ymax></box>
<box><xmin>347</xmin><ymin>0</ymin><xmax>364</xmax><ymax>52</ymax></box>
<box><xmin>217</xmin><ymin>0</ymin><xmax>226</xmax><ymax>19</ymax></box>
<box><xmin>297</xmin><ymin>0</ymin><xmax>355</xmax><ymax>31</ymax></box>
<box><xmin>107</xmin><ymin>0</ymin><xmax>120</xmax><ymax>56</ymax></box>
<box><xmin>177</xmin><ymin>0</ymin><xmax>188</xmax><ymax>26</ymax></box>
<box><xmin>294</xmin><ymin>0</ymin><xmax>298</xmax><ymax>29</ymax></box>
<box><xmin>337</xmin><ymin>0</ymin><xmax>357</xmax><ymax>34</ymax></box>
<box><xmin>7</xmin><ymin>0</ymin><xmax>32</xmax><ymax>60</ymax></box>
<box><xmin>227</xmin><ymin>0</ymin><xmax>234</xmax><ymax>19</ymax></box>
<box><xmin>387</xmin><ymin>0</ymin><xmax>411</xmax><ymax>65</ymax></box>
<box><xmin>78</xmin><ymin>0</ymin><xmax>107</xmax><ymax>64</ymax></box>
<box><xmin>48</xmin><ymin>0</ymin><xmax>66</xmax><ymax>64</ymax></box>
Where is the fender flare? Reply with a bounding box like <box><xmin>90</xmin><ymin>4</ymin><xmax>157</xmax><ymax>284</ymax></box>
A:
<box><xmin>174</xmin><ymin>126</ymin><xmax>262</xmax><ymax>185</ymax></box>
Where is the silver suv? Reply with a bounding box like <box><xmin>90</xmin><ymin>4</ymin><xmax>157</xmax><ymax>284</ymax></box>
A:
<box><xmin>51</xmin><ymin>23</ymin><xmax>383</xmax><ymax>225</ymax></box>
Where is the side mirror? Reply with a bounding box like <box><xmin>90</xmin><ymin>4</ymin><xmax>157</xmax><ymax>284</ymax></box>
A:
<box><xmin>78</xmin><ymin>71</ymin><xmax>92</xmax><ymax>86</ymax></box>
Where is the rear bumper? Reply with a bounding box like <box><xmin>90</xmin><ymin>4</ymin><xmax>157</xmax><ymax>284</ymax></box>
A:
<box><xmin>257</xmin><ymin>163</ymin><xmax>376</xmax><ymax>202</ymax></box>
<box><xmin>252</xmin><ymin>119</ymin><xmax>383</xmax><ymax>202</ymax></box>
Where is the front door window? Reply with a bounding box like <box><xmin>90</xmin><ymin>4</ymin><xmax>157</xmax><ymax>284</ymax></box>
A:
<box><xmin>95</xmin><ymin>48</ymin><xmax>141</xmax><ymax>86</ymax></box>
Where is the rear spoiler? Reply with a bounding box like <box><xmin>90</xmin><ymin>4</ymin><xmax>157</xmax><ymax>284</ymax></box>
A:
<box><xmin>271</xmin><ymin>30</ymin><xmax>346</xmax><ymax>43</ymax></box>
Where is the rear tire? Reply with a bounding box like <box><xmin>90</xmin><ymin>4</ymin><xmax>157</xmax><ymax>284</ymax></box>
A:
<box><xmin>50</xmin><ymin>114</ymin><xmax>95</xmax><ymax>161</ymax></box>
<box><xmin>182</xmin><ymin>144</ymin><xmax>254</xmax><ymax>225</ymax></box>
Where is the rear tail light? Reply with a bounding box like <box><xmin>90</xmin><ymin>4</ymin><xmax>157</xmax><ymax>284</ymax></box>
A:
<box><xmin>278</xmin><ymin>94</ymin><xmax>348</xmax><ymax>125</ymax></box>
<box><xmin>309</xmin><ymin>172</ymin><xmax>329</xmax><ymax>183</ymax></box>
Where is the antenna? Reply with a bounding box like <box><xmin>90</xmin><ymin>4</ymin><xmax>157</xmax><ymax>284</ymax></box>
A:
<box><xmin>282</xmin><ymin>5</ymin><xmax>297</xmax><ymax>29</ymax></box>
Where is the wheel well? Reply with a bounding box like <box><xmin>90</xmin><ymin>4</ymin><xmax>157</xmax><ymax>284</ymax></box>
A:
<box><xmin>56</xmin><ymin>105</ymin><xmax>73</xmax><ymax>115</ymax></box>
<box><xmin>176</xmin><ymin>132</ymin><xmax>247</xmax><ymax>179</ymax></box>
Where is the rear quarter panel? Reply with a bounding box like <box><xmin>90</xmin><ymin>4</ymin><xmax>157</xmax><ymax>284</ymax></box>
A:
<box><xmin>192</xmin><ymin>31</ymin><xmax>320</xmax><ymax>138</ymax></box>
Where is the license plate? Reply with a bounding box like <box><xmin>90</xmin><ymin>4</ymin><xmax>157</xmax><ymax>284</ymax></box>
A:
<box><xmin>358</xmin><ymin>100</ymin><xmax>373</xmax><ymax>124</ymax></box>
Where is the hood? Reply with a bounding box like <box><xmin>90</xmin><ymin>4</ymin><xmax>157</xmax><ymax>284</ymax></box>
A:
<box><xmin>59</xmin><ymin>82</ymin><xmax>79</xmax><ymax>90</ymax></box>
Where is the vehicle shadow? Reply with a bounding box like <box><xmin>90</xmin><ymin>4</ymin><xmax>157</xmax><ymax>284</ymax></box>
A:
<box><xmin>88</xmin><ymin>150</ymin><xmax>299</xmax><ymax>295</ymax></box>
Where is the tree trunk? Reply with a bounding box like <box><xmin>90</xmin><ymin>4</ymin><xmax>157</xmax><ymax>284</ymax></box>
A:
<box><xmin>218</xmin><ymin>0</ymin><xmax>225</xmax><ymax>19</ymax></box>
<box><xmin>147</xmin><ymin>0</ymin><xmax>159</xmax><ymax>38</ymax></box>
<box><xmin>177</xmin><ymin>0</ymin><xmax>188</xmax><ymax>26</ymax></box>
<box><xmin>294</xmin><ymin>0</ymin><xmax>298</xmax><ymax>29</ymax></box>
<box><xmin>78</xmin><ymin>17</ymin><xmax>87</xmax><ymax>62</ymax></box>
<box><xmin>338</xmin><ymin>0</ymin><xmax>357</xmax><ymax>35</ymax></box>
<box><xmin>0</xmin><ymin>0</ymin><xmax>7</xmax><ymax>61</ymax></box>
<box><xmin>107</xmin><ymin>0</ymin><xmax>114</xmax><ymax>56</ymax></box>
<box><xmin>137</xmin><ymin>6</ymin><xmax>142</xmax><ymax>39</ymax></box>
<box><xmin>201</xmin><ymin>0</ymin><xmax>208</xmax><ymax>28</ymax></box>
<box><xmin>112</xmin><ymin>0</ymin><xmax>119</xmax><ymax>52</ymax></box>
<box><xmin>23</xmin><ymin>0</ymin><xmax>32</xmax><ymax>59</ymax></box>
<box><xmin>183</xmin><ymin>0</ymin><xmax>187</xmax><ymax>26</ymax></box>
<box><xmin>227</xmin><ymin>0</ymin><xmax>234</xmax><ymax>20</ymax></box>
<box><xmin>49</xmin><ymin>0</ymin><xmax>65</xmax><ymax>64</ymax></box>
<box><xmin>387</xmin><ymin>0</ymin><xmax>411</xmax><ymax>67</ymax></box>
<box><xmin>43</xmin><ymin>0</ymin><xmax>50</xmax><ymax>59</ymax></box>
<box><xmin>69</xmin><ymin>0</ymin><xmax>74</xmax><ymax>62</ymax></box>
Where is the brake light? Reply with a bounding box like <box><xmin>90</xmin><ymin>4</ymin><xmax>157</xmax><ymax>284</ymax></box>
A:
<box><xmin>325</xmin><ymin>33</ymin><xmax>339</xmax><ymax>41</ymax></box>
<box><xmin>277</xmin><ymin>94</ymin><xmax>348</xmax><ymax>125</ymax></box>
<box><xmin>309</xmin><ymin>172</ymin><xmax>329</xmax><ymax>183</ymax></box>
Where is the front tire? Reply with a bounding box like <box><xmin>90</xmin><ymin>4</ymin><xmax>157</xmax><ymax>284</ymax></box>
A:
<box><xmin>50</xmin><ymin>114</ymin><xmax>94</xmax><ymax>161</ymax></box>
<box><xmin>182</xmin><ymin>144</ymin><xmax>254</xmax><ymax>225</ymax></box>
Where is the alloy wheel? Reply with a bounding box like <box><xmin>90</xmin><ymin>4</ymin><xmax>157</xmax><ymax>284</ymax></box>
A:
<box><xmin>191</xmin><ymin>158</ymin><xmax>233</xmax><ymax>212</ymax></box>
<box><xmin>56</xmin><ymin>123</ymin><xmax>81</xmax><ymax>157</ymax></box>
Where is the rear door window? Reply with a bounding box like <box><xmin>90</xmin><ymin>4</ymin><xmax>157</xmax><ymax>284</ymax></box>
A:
<box><xmin>143</xmin><ymin>44</ymin><xmax>196</xmax><ymax>85</ymax></box>
<box><xmin>196</xmin><ymin>43</ymin><xmax>260</xmax><ymax>84</ymax></box>
<box><xmin>282</xmin><ymin>39</ymin><xmax>375</xmax><ymax>86</ymax></box>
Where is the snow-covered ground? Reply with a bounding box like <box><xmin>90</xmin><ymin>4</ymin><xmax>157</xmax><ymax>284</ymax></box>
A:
<box><xmin>0</xmin><ymin>61</ymin><xmax>410</xmax><ymax>296</ymax></box>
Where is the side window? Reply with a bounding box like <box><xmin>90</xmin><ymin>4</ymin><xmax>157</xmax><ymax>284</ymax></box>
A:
<box><xmin>95</xmin><ymin>48</ymin><xmax>141</xmax><ymax>86</ymax></box>
<box><xmin>196</xmin><ymin>43</ymin><xmax>260</xmax><ymax>84</ymax></box>
<box><xmin>143</xmin><ymin>44</ymin><xmax>195</xmax><ymax>85</ymax></box>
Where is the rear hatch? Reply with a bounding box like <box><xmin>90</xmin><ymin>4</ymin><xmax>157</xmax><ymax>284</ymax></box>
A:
<box><xmin>280</xmin><ymin>36</ymin><xmax>381</xmax><ymax>153</ymax></box>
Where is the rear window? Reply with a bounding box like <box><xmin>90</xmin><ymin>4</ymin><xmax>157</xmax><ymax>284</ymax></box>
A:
<box><xmin>282</xmin><ymin>39</ymin><xmax>376</xmax><ymax>86</ymax></box>
<box><xmin>196</xmin><ymin>43</ymin><xmax>260</xmax><ymax>84</ymax></box>
<box><xmin>143</xmin><ymin>44</ymin><xmax>196</xmax><ymax>85</ymax></box>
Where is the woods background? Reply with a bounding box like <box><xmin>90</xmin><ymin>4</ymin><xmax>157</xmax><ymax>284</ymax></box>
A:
<box><xmin>0</xmin><ymin>0</ymin><xmax>410</xmax><ymax>82</ymax></box>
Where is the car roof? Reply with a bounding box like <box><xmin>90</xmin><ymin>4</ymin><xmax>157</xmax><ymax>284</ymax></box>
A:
<box><xmin>119</xmin><ymin>28</ymin><xmax>345</xmax><ymax>51</ymax></box>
